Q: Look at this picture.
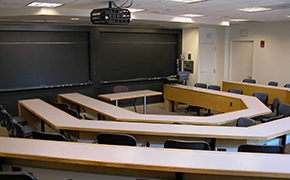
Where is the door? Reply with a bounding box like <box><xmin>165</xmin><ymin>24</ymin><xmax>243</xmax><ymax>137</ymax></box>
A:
<box><xmin>199</xmin><ymin>43</ymin><xmax>215</xmax><ymax>84</ymax></box>
<box><xmin>230</xmin><ymin>41</ymin><xmax>254</xmax><ymax>81</ymax></box>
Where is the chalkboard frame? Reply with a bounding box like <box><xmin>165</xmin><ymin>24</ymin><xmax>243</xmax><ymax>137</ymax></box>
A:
<box><xmin>95</xmin><ymin>27</ymin><xmax>182</xmax><ymax>84</ymax></box>
<box><xmin>0</xmin><ymin>23</ymin><xmax>93</xmax><ymax>92</ymax></box>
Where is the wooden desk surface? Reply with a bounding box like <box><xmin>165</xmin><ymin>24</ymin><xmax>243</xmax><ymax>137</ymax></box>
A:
<box><xmin>0</xmin><ymin>137</ymin><xmax>290</xmax><ymax>179</ymax></box>
<box><xmin>58</xmin><ymin>91</ymin><xmax>270</xmax><ymax>126</ymax></box>
<box><xmin>98</xmin><ymin>89</ymin><xmax>162</xmax><ymax>101</ymax></box>
<box><xmin>222</xmin><ymin>81</ymin><xmax>290</xmax><ymax>104</ymax></box>
<box><xmin>18</xmin><ymin>98</ymin><xmax>290</xmax><ymax>142</ymax></box>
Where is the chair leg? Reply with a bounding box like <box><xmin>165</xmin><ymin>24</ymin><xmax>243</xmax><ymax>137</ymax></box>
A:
<box><xmin>133</xmin><ymin>104</ymin><xmax>137</xmax><ymax>112</ymax></box>
<box><xmin>197</xmin><ymin>108</ymin><xmax>200</xmax><ymax>116</ymax></box>
<box><xmin>176</xmin><ymin>172</ymin><xmax>183</xmax><ymax>180</ymax></box>
<box><xmin>205</xmin><ymin>109</ymin><xmax>213</xmax><ymax>116</ymax></box>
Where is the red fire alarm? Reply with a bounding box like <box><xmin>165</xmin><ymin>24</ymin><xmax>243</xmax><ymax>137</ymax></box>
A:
<box><xmin>260</xmin><ymin>40</ymin><xmax>265</xmax><ymax>48</ymax></box>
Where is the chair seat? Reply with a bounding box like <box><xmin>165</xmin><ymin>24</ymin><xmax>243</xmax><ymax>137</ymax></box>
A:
<box><xmin>13</xmin><ymin>116</ymin><xmax>27</xmax><ymax>125</ymax></box>
<box><xmin>22</xmin><ymin>125</ymin><xmax>38</xmax><ymax>137</ymax></box>
<box><xmin>261</xmin><ymin>112</ymin><xmax>277</xmax><ymax>118</ymax></box>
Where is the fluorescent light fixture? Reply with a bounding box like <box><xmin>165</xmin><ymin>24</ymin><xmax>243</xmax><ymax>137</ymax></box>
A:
<box><xmin>229</xmin><ymin>19</ymin><xmax>250</xmax><ymax>22</ymax></box>
<box><xmin>71</xmin><ymin>17</ymin><xmax>79</xmax><ymax>21</ymax></box>
<box><xmin>172</xmin><ymin>17</ymin><xmax>193</xmax><ymax>23</ymax></box>
<box><xmin>128</xmin><ymin>8</ymin><xmax>146</xmax><ymax>13</ymax></box>
<box><xmin>181</xmin><ymin>14</ymin><xmax>205</xmax><ymax>18</ymax></box>
<box><xmin>286</xmin><ymin>15</ymin><xmax>290</xmax><ymax>18</ymax></box>
<box><xmin>163</xmin><ymin>0</ymin><xmax>207</xmax><ymax>3</ymax></box>
<box><xmin>27</xmin><ymin>2</ymin><xmax>63</xmax><ymax>8</ymax></box>
<box><xmin>236</xmin><ymin>7</ymin><xmax>272</xmax><ymax>13</ymax></box>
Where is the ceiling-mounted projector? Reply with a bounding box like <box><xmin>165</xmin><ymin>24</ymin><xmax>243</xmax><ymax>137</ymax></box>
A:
<box><xmin>90</xmin><ymin>1</ymin><xmax>131</xmax><ymax>25</ymax></box>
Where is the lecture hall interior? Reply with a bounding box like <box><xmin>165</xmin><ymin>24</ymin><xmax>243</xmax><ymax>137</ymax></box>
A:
<box><xmin>0</xmin><ymin>0</ymin><xmax>290</xmax><ymax>180</ymax></box>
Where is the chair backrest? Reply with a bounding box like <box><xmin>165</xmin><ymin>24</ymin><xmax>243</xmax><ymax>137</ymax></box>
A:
<box><xmin>52</xmin><ymin>102</ymin><xmax>71</xmax><ymax>112</ymax></box>
<box><xmin>278</xmin><ymin>103</ymin><xmax>290</xmax><ymax>116</ymax></box>
<box><xmin>164</xmin><ymin>139</ymin><xmax>210</xmax><ymax>150</ymax></box>
<box><xmin>208</xmin><ymin>85</ymin><xmax>220</xmax><ymax>91</ymax></box>
<box><xmin>194</xmin><ymin>83</ymin><xmax>207</xmax><ymax>89</ymax></box>
<box><xmin>177</xmin><ymin>71</ymin><xmax>190</xmax><ymax>84</ymax></box>
<box><xmin>13</xmin><ymin>121</ymin><xmax>26</xmax><ymax>138</ymax></box>
<box><xmin>236</xmin><ymin>117</ymin><xmax>256</xmax><ymax>127</ymax></box>
<box><xmin>0</xmin><ymin>172</ymin><xmax>37</xmax><ymax>180</ymax></box>
<box><xmin>253</xmin><ymin>92</ymin><xmax>268</xmax><ymax>106</ymax></box>
<box><xmin>238</xmin><ymin>144</ymin><xmax>284</xmax><ymax>154</ymax></box>
<box><xmin>0</xmin><ymin>105</ymin><xmax>6</xmax><ymax>127</ymax></box>
<box><xmin>1</xmin><ymin>109</ymin><xmax>14</xmax><ymax>131</ymax></box>
<box><xmin>114</xmin><ymin>85</ymin><xmax>129</xmax><ymax>93</ymax></box>
<box><xmin>33</xmin><ymin>131</ymin><xmax>67</xmax><ymax>141</ymax></box>
<box><xmin>284</xmin><ymin>84</ymin><xmax>290</xmax><ymax>88</ymax></box>
<box><xmin>67</xmin><ymin>107</ymin><xmax>81</xmax><ymax>119</ymax></box>
<box><xmin>97</xmin><ymin>132</ymin><xmax>137</xmax><ymax>146</ymax></box>
<box><xmin>243</xmin><ymin>78</ymin><xmax>256</xmax><ymax>83</ymax></box>
<box><xmin>271</xmin><ymin>97</ymin><xmax>281</xmax><ymax>114</ymax></box>
<box><xmin>228</xmin><ymin>88</ymin><xmax>243</xmax><ymax>94</ymax></box>
<box><xmin>268</xmin><ymin>81</ymin><xmax>278</xmax><ymax>86</ymax></box>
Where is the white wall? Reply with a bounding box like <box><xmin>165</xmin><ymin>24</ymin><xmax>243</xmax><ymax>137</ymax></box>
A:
<box><xmin>182</xmin><ymin>27</ymin><xmax>227</xmax><ymax>87</ymax></box>
<box><xmin>228</xmin><ymin>21</ymin><xmax>290</xmax><ymax>86</ymax></box>
<box><xmin>182</xmin><ymin>28</ymin><xmax>199</xmax><ymax>86</ymax></box>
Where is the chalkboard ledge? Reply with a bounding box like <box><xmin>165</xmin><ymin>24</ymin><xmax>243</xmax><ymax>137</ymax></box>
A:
<box><xmin>100</xmin><ymin>77</ymin><xmax>167</xmax><ymax>84</ymax></box>
<box><xmin>0</xmin><ymin>82</ymin><xmax>93</xmax><ymax>93</ymax></box>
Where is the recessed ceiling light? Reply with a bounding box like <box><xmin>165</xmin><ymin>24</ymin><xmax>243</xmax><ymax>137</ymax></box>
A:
<box><xmin>163</xmin><ymin>0</ymin><xmax>208</xmax><ymax>3</ymax></box>
<box><xmin>27</xmin><ymin>2</ymin><xmax>63</xmax><ymax>8</ymax></box>
<box><xmin>128</xmin><ymin>8</ymin><xmax>146</xmax><ymax>13</ymax></box>
<box><xmin>236</xmin><ymin>7</ymin><xmax>272</xmax><ymax>13</ymax></box>
<box><xmin>229</xmin><ymin>19</ymin><xmax>250</xmax><ymax>22</ymax></box>
<box><xmin>71</xmin><ymin>18</ymin><xmax>79</xmax><ymax>21</ymax></box>
<box><xmin>181</xmin><ymin>14</ymin><xmax>205</xmax><ymax>18</ymax></box>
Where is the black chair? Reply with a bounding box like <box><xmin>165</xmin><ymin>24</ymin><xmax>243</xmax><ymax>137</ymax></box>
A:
<box><xmin>94</xmin><ymin>132</ymin><xmax>150</xmax><ymax>147</ymax></box>
<box><xmin>284</xmin><ymin>84</ymin><xmax>290</xmax><ymax>88</ymax></box>
<box><xmin>32</xmin><ymin>131</ymin><xmax>67</xmax><ymax>141</ymax></box>
<box><xmin>238</xmin><ymin>144</ymin><xmax>284</xmax><ymax>154</ymax></box>
<box><xmin>253</xmin><ymin>92</ymin><xmax>268</xmax><ymax>106</ymax></box>
<box><xmin>205</xmin><ymin>85</ymin><xmax>221</xmax><ymax>115</ymax></box>
<box><xmin>52</xmin><ymin>102</ymin><xmax>71</xmax><ymax>112</ymax></box>
<box><xmin>243</xmin><ymin>78</ymin><xmax>256</xmax><ymax>83</ymax></box>
<box><xmin>254</xmin><ymin>97</ymin><xmax>281</xmax><ymax>121</ymax></box>
<box><xmin>263</xmin><ymin>97</ymin><xmax>281</xmax><ymax>118</ymax></box>
<box><xmin>236</xmin><ymin>117</ymin><xmax>256</xmax><ymax>127</ymax></box>
<box><xmin>1</xmin><ymin>110</ymin><xmax>37</xmax><ymax>138</ymax></box>
<box><xmin>164</xmin><ymin>139</ymin><xmax>210</xmax><ymax>150</ymax></box>
<box><xmin>52</xmin><ymin>102</ymin><xmax>93</xmax><ymax>120</ymax></box>
<box><xmin>187</xmin><ymin>83</ymin><xmax>207</xmax><ymax>116</ymax></box>
<box><xmin>0</xmin><ymin>105</ymin><xmax>5</xmax><ymax>127</ymax></box>
<box><xmin>194</xmin><ymin>83</ymin><xmax>207</xmax><ymax>89</ymax></box>
<box><xmin>228</xmin><ymin>88</ymin><xmax>243</xmax><ymax>94</ymax></box>
<box><xmin>207</xmin><ymin>85</ymin><xmax>220</xmax><ymax>91</ymax></box>
<box><xmin>268</xmin><ymin>81</ymin><xmax>278</xmax><ymax>86</ymax></box>
<box><xmin>13</xmin><ymin>121</ymin><xmax>38</xmax><ymax>138</ymax></box>
<box><xmin>261</xmin><ymin>103</ymin><xmax>290</xmax><ymax>123</ymax></box>
<box><xmin>114</xmin><ymin>85</ymin><xmax>137</xmax><ymax>112</ymax></box>
<box><xmin>67</xmin><ymin>107</ymin><xmax>82</xmax><ymax>119</ymax></box>
<box><xmin>0</xmin><ymin>172</ymin><xmax>37</xmax><ymax>180</ymax></box>
<box><xmin>0</xmin><ymin>105</ymin><xmax>27</xmax><ymax>127</ymax></box>
<box><xmin>177</xmin><ymin>71</ymin><xmax>190</xmax><ymax>85</ymax></box>
<box><xmin>164</xmin><ymin>139</ymin><xmax>210</xmax><ymax>180</ymax></box>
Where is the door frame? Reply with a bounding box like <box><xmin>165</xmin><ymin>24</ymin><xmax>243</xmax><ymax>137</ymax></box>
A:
<box><xmin>229</xmin><ymin>39</ymin><xmax>255</xmax><ymax>81</ymax></box>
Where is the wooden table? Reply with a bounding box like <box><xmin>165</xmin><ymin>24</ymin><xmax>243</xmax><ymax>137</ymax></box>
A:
<box><xmin>58</xmin><ymin>91</ymin><xmax>270</xmax><ymax>126</ymax></box>
<box><xmin>98</xmin><ymin>90</ymin><xmax>162</xmax><ymax>114</ymax></box>
<box><xmin>222</xmin><ymin>81</ymin><xmax>290</xmax><ymax>104</ymax></box>
<box><xmin>18</xmin><ymin>98</ymin><xmax>289</xmax><ymax>149</ymax></box>
<box><xmin>0</xmin><ymin>137</ymin><xmax>290</xmax><ymax>180</ymax></box>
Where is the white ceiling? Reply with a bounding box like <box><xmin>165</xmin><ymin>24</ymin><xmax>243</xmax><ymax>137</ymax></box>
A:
<box><xmin>0</xmin><ymin>0</ymin><xmax>290</xmax><ymax>28</ymax></box>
